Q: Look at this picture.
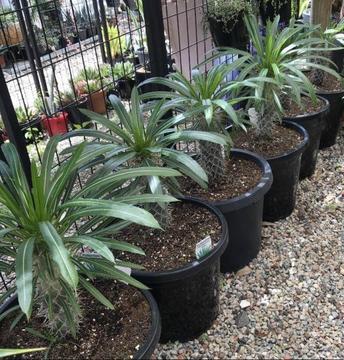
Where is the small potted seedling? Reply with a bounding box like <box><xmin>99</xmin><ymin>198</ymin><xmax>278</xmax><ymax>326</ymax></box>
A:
<box><xmin>15</xmin><ymin>106</ymin><xmax>43</xmax><ymax>144</ymax></box>
<box><xmin>112</xmin><ymin>61</ymin><xmax>135</xmax><ymax>99</ymax></box>
<box><xmin>58</xmin><ymin>90</ymin><xmax>90</xmax><ymax>128</ymax></box>
<box><xmin>41</xmin><ymin>68</ymin><xmax>69</xmax><ymax>136</ymax></box>
<box><xmin>74</xmin><ymin>67</ymin><xmax>107</xmax><ymax>114</ymax></box>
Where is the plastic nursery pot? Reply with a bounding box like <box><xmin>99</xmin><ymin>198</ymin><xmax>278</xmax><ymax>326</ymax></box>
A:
<box><xmin>132</xmin><ymin>197</ymin><xmax>229</xmax><ymax>343</ymax></box>
<box><xmin>0</xmin><ymin>289</ymin><xmax>161</xmax><ymax>360</ymax></box>
<box><xmin>283</xmin><ymin>96</ymin><xmax>330</xmax><ymax>179</ymax></box>
<box><xmin>316</xmin><ymin>87</ymin><xmax>344</xmax><ymax>149</ymax></box>
<box><xmin>331</xmin><ymin>42</ymin><xmax>344</xmax><ymax>74</ymax></box>
<box><xmin>117</xmin><ymin>78</ymin><xmax>135</xmax><ymax>100</ymax></box>
<box><xmin>88</xmin><ymin>90</ymin><xmax>107</xmax><ymax>114</ymax></box>
<box><xmin>67</xmin><ymin>97</ymin><xmax>90</xmax><ymax>128</ymax></box>
<box><xmin>207</xmin><ymin>16</ymin><xmax>249</xmax><ymax>51</ymax></box>
<box><xmin>263</xmin><ymin>121</ymin><xmax>309</xmax><ymax>222</ymax></box>
<box><xmin>207</xmin><ymin>149</ymin><xmax>273</xmax><ymax>273</ymax></box>
<box><xmin>41</xmin><ymin>111</ymin><xmax>69</xmax><ymax>137</ymax></box>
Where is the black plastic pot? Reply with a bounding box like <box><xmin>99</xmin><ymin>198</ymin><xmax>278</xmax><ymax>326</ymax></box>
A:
<box><xmin>136</xmin><ymin>47</ymin><xmax>150</xmax><ymax>67</ymax></box>
<box><xmin>133</xmin><ymin>197</ymin><xmax>228</xmax><ymax>343</ymax></box>
<box><xmin>135</xmin><ymin>290</ymin><xmax>161</xmax><ymax>360</ymax></box>
<box><xmin>66</xmin><ymin>97</ymin><xmax>89</xmax><ymax>128</ymax></box>
<box><xmin>117</xmin><ymin>78</ymin><xmax>135</xmax><ymax>100</ymax></box>
<box><xmin>283</xmin><ymin>96</ymin><xmax>329</xmax><ymax>179</ymax></box>
<box><xmin>260</xmin><ymin>0</ymin><xmax>292</xmax><ymax>25</ymax></box>
<box><xmin>317</xmin><ymin>88</ymin><xmax>344</xmax><ymax>149</ymax></box>
<box><xmin>263</xmin><ymin>121</ymin><xmax>309</xmax><ymax>222</ymax></box>
<box><xmin>207</xmin><ymin>15</ymin><xmax>249</xmax><ymax>51</ymax></box>
<box><xmin>205</xmin><ymin>149</ymin><xmax>273</xmax><ymax>273</ymax></box>
<box><xmin>331</xmin><ymin>41</ymin><xmax>344</xmax><ymax>74</ymax></box>
<box><xmin>19</xmin><ymin>116</ymin><xmax>44</xmax><ymax>145</ymax></box>
<box><xmin>0</xmin><ymin>289</ymin><xmax>161</xmax><ymax>360</ymax></box>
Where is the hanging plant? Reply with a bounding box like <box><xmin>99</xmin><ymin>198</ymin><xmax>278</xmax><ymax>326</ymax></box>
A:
<box><xmin>203</xmin><ymin>0</ymin><xmax>254</xmax><ymax>49</ymax></box>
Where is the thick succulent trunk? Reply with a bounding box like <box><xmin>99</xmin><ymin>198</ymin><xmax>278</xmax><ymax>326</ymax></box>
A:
<box><xmin>199</xmin><ymin>140</ymin><xmax>225</xmax><ymax>185</ymax></box>
<box><xmin>35</xmin><ymin>255</ymin><xmax>81</xmax><ymax>337</ymax></box>
<box><xmin>147</xmin><ymin>202</ymin><xmax>171</xmax><ymax>230</ymax></box>
<box><xmin>309</xmin><ymin>50</ymin><xmax>330</xmax><ymax>87</ymax></box>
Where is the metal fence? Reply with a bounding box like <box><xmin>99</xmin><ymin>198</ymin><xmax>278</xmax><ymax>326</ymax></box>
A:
<box><xmin>0</xmin><ymin>0</ymin><xmax>215</xmax><ymax>294</ymax></box>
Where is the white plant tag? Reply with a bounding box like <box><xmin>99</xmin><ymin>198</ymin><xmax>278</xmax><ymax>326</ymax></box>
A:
<box><xmin>195</xmin><ymin>236</ymin><xmax>212</xmax><ymax>260</ymax></box>
<box><xmin>115</xmin><ymin>265</ymin><xmax>132</xmax><ymax>285</ymax></box>
<box><xmin>115</xmin><ymin>266</ymin><xmax>132</xmax><ymax>276</ymax></box>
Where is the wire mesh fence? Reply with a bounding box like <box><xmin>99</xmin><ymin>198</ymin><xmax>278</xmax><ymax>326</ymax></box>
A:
<box><xmin>0</xmin><ymin>0</ymin><xmax>220</xmax><ymax>294</ymax></box>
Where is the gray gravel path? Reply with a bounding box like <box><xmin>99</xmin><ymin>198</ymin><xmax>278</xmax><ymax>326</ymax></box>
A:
<box><xmin>156</xmin><ymin>123</ymin><xmax>344</xmax><ymax>359</ymax></box>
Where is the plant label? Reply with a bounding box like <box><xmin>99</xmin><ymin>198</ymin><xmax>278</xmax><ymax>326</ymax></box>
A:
<box><xmin>195</xmin><ymin>235</ymin><xmax>212</xmax><ymax>260</ymax></box>
<box><xmin>115</xmin><ymin>265</ymin><xmax>132</xmax><ymax>285</ymax></box>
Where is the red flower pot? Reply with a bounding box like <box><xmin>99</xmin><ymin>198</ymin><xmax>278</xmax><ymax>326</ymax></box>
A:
<box><xmin>42</xmin><ymin>112</ymin><xmax>69</xmax><ymax>137</ymax></box>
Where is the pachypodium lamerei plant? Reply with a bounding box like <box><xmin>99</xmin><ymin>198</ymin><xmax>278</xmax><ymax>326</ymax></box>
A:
<box><xmin>0</xmin><ymin>138</ymin><xmax>179</xmax><ymax>339</ymax></box>
<box><xmin>309</xmin><ymin>18</ymin><xmax>344</xmax><ymax>82</ymax></box>
<box><xmin>64</xmin><ymin>87</ymin><xmax>228</xmax><ymax>225</ymax></box>
<box><xmin>139</xmin><ymin>59</ymin><xmax>259</xmax><ymax>184</ymax></box>
<box><xmin>207</xmin><ymin>15</ymin><xmax>341</xmax><ymax>138</ymax></box>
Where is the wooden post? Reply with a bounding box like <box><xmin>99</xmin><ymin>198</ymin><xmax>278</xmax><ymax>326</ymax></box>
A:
<box><xmin>311</xmin><ymin>0</ymin><xmax>333</xmax><ymax>29</ymax></box>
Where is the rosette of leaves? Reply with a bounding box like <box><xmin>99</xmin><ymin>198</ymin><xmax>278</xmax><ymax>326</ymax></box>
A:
<box><xmin>63</xmin><ymin>87</ymin><xmax>228</xmax><ymax>226</ymax></box>
<box><xmin>207</xmin><ymin>15</ymin><xmax>340</xmax><ymax>138</ymax></box>
<box><xmin>138</xmin><ymin>59</ymin><xmax>259</xmax><ymax>184</ymax></box>
<box><xmin>0</xmin><ymin>138</ymin><xmax>178</xmax><ymax>339</ymax></box>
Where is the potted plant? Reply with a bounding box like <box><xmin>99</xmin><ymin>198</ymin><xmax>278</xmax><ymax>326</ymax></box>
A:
<box><xmin>104</xmin><ymin>23</ymin><xmax>128</xmax><ymax>60</ymax></box>
<box><xmin>0</xmin><ymin>139</ymin><xmax>178</xmax><ymax>358</ymax></box>
<box><xmin>74</xmin><ymin>9</ymin><xmax>88</xmax><ymax>41</ymax></box>
<box><xmin>112</xmin><ymin>61</ymin><xmax>136</xmax><ymax>99</ymax></box>
<box><xmin>15</xmin><ymin>106</ymin><xmax>43</xmax><ymax>145</ymax></box>
<box><xmin>39</xmin><ymin>71</ymin><xmax>69</xmax><ymax>136</ymax></box>
<box><xmin>209</xmin><ymin>16</ymin><xmax>339</xmax><ymax>220</ymax></box>
<box><xmin>64</xmin><ymin>87</ymin><xmax>229</xmax><ymax>342</ymax></box>
<box><xmin>327</xmin><ymin>19</ymin><xmax>344</xmax><ymax>74</ymax></box>
<box><xmin>74</xmin><ymin>67</ymin><xmax>107</xmax><ymax>114</ymax></box>
<box><xmin>140</xmin><ymin>61</ymin><xmax>274</xmax><ymax>273</ymax></box>
<box><xmin>127</xmin><ymin>1</ymin><xmax>150</xmax><ymax>66</ymax></box>
<box><xmin>58</xmin><ymin>90</ymin><xmax>90</xmax><ymax>128</ymax></box>
<box><xmin>307</xmin><ymin>21</ymin><xmax>344</xmax><ymax>148</ymax></box>
<box><xmin>203</xmin><ymin>0</ymin><xmax>253</xmax><ymax>50</ymax></box>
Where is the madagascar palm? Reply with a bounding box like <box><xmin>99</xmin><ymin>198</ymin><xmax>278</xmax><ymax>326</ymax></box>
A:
<box><xmin>138</xmin><ymin>59</ymin><xmax>259</xmax><ymax>183</ymax></box>
<box><xmin>0</xmin><ymin>138</ymin><xmax>178</xmax><ymax>338</ymax></box>
<box><xmin>208</xmin><ymin>15</ymin><xmax>341</xmax><ymax>137</ymax></box>
<box><xmin>65</xmin><ymin>87</ymin><xmax>228</xmax><ymax>224</ymax></box>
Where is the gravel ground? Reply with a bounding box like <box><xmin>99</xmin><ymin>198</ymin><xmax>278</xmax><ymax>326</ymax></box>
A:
<box><xmin>155</xmin><ymin>123</ymin><xmax>344</xmax><ymax>359</ymax></box>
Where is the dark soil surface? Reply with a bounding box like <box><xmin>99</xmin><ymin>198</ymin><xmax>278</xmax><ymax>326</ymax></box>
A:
<box><xmin>311</xmin><ymin>72</ymin><xmax>344</xmax><ymax>92</ymax></box>
<box><xmin>234</xmin><ymin>125</ymin><xmax>302</xmax><ymax>158</ymax></box>
<box><xmin>0</xmin><ymin>282</ymin><xmax>151</xmax><ymax>359</ymax></box>
<box><xmin>283</xmin><ymin>96</ymin><xmax>327</xmax><ymax>117</ymax></box>
<box><xmin>180</xmin><ymin>158</ymin><xmax>262</xmax><ymax>202</ymax></box>
<box><xmin>118</xmin><ymin>201</ymin><xmax>221</xmax><ymax>272</ymax></box>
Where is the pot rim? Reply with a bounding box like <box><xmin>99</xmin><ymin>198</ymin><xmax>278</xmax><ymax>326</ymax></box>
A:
<box><xmin>265</xmin><ymin>121</ymin><xmax>310</xmax><ymax>162</ymax></box>
<box><xmin>211</xmin><ymin>148</ymin><xmax>273</xmax><ymax>210</ymax></box>
<box><xmin>282</xmin><ymin>95</ymin><xmax>330</xmax><ymax>120</ymax></box>
<box><xmin>132</xmin><ymin>197</ymin><xmax>229</xmax><ymax>283</ymax></box>
<box><xmin>0</xmin><ymin>288</ymin><xmax>161</xmax><ymax>360</ymax></box>
<box><xmin>134</xmin><ymin>290</ymin><xmax>161</xmax><ymax>359</ymax></box>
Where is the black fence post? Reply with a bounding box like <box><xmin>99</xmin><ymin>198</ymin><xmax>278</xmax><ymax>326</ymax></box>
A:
<box><xmin>98</xmin><ymin>0</ymin><xmax>114</xmax><ymax>66</ymax></box>
<box><xmin>20</xmin><ymin>0</ymin><xmax>48</xmax><ymax>95</ymax></box>
<box><xmin>0</xmin><ymin>68</ymin><xmax>31</xmax><ymax>184</ymax></box>
<box><xmin>92</xmin><ymin>0</ymin><xmax>107</xmax><ymax>64</ymax></box>
<box><xmin>143</xmin><ymin>0</ymin><xmax>169</xmax><ymax>82</ymax></box>
<box><xmin>13</xmin><ymin>0</ymin><xmax>41</xmax><ymax>95</ymax></box>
